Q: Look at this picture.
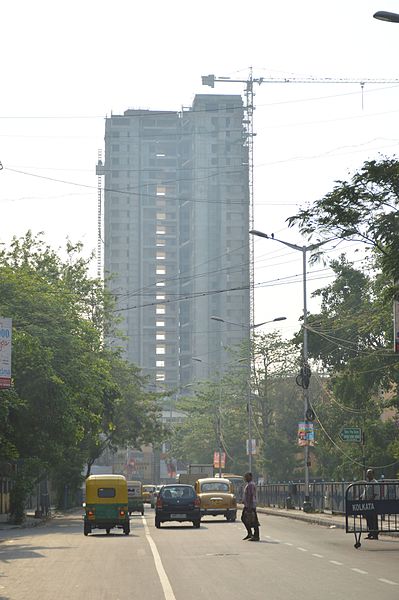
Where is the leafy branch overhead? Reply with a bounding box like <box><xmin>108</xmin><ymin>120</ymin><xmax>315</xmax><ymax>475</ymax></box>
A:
<box><xmin>287</xmin><ymin>158</ymin><xmax>399</xmax><ymax>281</ymax></box>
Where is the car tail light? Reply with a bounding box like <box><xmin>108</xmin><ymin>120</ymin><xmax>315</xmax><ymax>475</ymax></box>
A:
<box><xmin>156</xmin><ymin>496</ymin><xmax>163</xmax><ymax>509</ymax></box>
<box><xmin>194</xmin><ymin>497</ymin><xmax>201</xmax><ymax>508</ymax></box>
<box><xmin>87</xmin><ymin>510</ymin><xmax>95</xmax><ymax>518</ymax></box>
<box><xmin>119</xmin><ymin>510</ymin><xmax>125</xmax><ymax>517</ymax></box>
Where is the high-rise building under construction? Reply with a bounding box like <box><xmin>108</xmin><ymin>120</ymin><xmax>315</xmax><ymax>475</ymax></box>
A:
<box><xmin>98</xmin><ymin>94</ymin><xmax>250</xmax><ymax>392</ymax></box>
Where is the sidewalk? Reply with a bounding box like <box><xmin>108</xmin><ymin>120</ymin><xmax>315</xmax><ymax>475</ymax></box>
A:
<box><xmin>0</xmin><ymin>510</ymin><xmax>50</xmax><ymax>532</ymax></box>
<box><xmin>256</xmin><ymin>505</ymin><xmax>346</xmax><ymax>529</ymax></box>
<box><xmin>256</xmin><ymin>505</ymin><xmax>399</xmax><ymax>538</ymax></box>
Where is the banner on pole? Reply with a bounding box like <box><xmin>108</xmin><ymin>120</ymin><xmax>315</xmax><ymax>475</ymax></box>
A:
<box><xmin>246</xmin><ymin>439</ymin><xmax>257</xmax><ymax>455</ymax></box>
<box><xmin>298</xmin><ymin>422</ymin><xmax>315</xmax><ymax>447</ymax></box>
<box><xmin>0</xmin><ymin>318</ymin><xmax>12</xmax><ymax>389</ymax></box>
<box><xmin>213</xmin><ymin>451</ymin><xmax>226</xmax><ymax>469</ymax></box>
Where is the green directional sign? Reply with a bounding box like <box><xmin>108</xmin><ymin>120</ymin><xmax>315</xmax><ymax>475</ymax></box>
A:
<box><xmin>339</xmin><ymin>427</ymin><xmax>362</xmax><ymax>443</ymax></box>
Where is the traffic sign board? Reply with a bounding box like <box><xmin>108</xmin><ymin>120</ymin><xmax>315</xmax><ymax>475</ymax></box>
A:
<box><xmin>339</xmin><ymin>427</ymin><xmax>362</xmax><ymax>443</ymax></box>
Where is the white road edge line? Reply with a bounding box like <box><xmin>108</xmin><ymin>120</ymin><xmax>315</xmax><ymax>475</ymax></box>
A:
<box><xmin>329</xmin><ymin>560</ymin><xmax>343</xmax><ymax>566</ymax></box>
<box><xmin>297</xmin><ymin>547</ymin><xmax>308</xmax><ymax>552</ymax></box>
<box><xmin>284</xmin><ymin>542</ymin><xmax>293</xmax><ymax>546</ymax></box>
<box><xmin>312</xmin><ymin>553</ymin><xmax>323</xmax><ymax>558</ymax></box>
<box><xmin>351</xmin><ymin>568</ymin><xmax>368</xmax><ymax>575</ymax></box>
<box><xmin>378</xmin><ymin>578</ymin><xmax>398</xmax><ymax>586</ymax></box>
<box><xmin>142</xmin><ymin>517</ymin><xmax>177</xmax><ymax>600</ymax></box>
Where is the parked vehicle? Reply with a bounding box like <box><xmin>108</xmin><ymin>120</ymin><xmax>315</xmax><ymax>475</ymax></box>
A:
<box><xmin>155</xmin><ymin>484</ymin><xmax>201</xmax><ymax>528</ymax></box>
<box><xmin>127</xmin><ymin>480</ymin><xmax>144</xmax><ymax>515</ymax></box>
<box><xmin>195</xmin><ymin>477</ymin><xmax>237</xmax><ymax>521</ymax></box>
<box><xmin>84</xmin><ymin>474</ymin><xmax>130</xmax><ymax>536</ymax></box>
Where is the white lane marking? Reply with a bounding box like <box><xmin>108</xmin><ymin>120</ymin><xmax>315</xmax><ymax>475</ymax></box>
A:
<box><xmin>351</xmin><ymin>568</ymin><xmax>368</xmax><ymax>575</ymax></box>
<box><xmin>329</xmin><ymin>560</ymin><xmax>343</xmax><ymax>566</ymax></box>
<box><xmin>142</xmin><ymin>517</ymin><xmax>176</xmax><ymax>600</ymax></box>
<box><xmin>297</xmin><ymin>547</ymin><xmax>308</xmax><ymax>552</ymax></box>
<box><xmin>265</xmin><ymin>535</ymin><xmax>271</xmax><ymax>539</ymax></box>
<box><xmin>378</xmin><ymin>579</ymin><xmax>398</xmax><ymax>586</ymax></box>
<box><xmin>273</xmin><ymin>539</ymin><xmax>281</xmax><ymax>543</ymax></box>
<box><xmin>312</xmin><ymin>553</ymin><xmax>323</xmax><ymax>558</ymax></box>
<box><xmin>284</xmin><ymin>542</ymin><xmax>293</xmax><ymax>546</ymax></box>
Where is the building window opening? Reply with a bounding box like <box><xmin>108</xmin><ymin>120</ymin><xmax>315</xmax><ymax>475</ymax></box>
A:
<box><xmin>156</xmin><ymin>185</ymin><xmax>166</xmax><ymax>196</ymax></box>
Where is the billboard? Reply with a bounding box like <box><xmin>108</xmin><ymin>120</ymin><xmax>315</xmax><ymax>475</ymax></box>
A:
<box><xmin>0</xmin><ymin>318</ymin><xmax>12</xmax><ymax>389</ymax></box>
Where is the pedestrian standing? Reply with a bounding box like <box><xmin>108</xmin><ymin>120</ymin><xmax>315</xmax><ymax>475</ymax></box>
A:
<box><xmin>241</xmin><ymin>472</ymin><xmax>260</xmax><ymax>541</ymax></box>
<box><xmin>362</xmin><ymin>468</ymin><xmax>380</xmax><ymax>540</ymax></box>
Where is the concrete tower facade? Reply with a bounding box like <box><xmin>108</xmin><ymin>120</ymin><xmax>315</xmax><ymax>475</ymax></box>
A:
<box><xmin>100</xmin><ymin>94</ymin><xmax>249</xmax><ymax>391</ymax></box>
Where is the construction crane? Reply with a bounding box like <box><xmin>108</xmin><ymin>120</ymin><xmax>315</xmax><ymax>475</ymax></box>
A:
<box><xmin>201</xmin><ymin>70</ymin><xmax>399</xmax><ymax>329</ymax></box>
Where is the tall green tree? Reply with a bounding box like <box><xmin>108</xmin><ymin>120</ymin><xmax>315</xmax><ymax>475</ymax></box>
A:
<box><xmin>251</xmin><ymin>332</ymin><xmax>302</xmax><ymax>481</ymax></box>
<box><xmin>293</xmin><ymin>257</ymin><xmax>399</xmax><ymax>479</ymax></box>
<box><xmin>0</xmin><ymin>233</ymin><xmax>162</xmax><ymax>520</ymax></box>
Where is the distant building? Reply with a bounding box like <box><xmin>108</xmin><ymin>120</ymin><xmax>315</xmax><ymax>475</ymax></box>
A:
<box><xmin>99</xmin><ymin>94</ymin><xmax>250</xmax><ymax>391</ymax></box>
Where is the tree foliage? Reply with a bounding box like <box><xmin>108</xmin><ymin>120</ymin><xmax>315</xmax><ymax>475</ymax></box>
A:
<box><xmin>171</xmin><ymin>334</ymin><xmax>303</xmax><ymax>482</ymax></box>
<box><xmin>0</xmin><ymin>233</ymin><xmax>162</xmax><ymax>521</ymax></box>
<box><xmin>287</xmin><ymin>157</ymin><xmax>399</xmax><ymax>283</ymax></box>
<box><xmin>287</xmin><ymin>157</ymin><xmax>399</xmax><ymax>479</ymax></box>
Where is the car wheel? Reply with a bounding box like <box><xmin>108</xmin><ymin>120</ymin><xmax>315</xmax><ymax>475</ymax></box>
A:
<box><xmin>155</xmin><ymin>519</ymin><xmax>161</xmax><ymax>529</ymax></box>
<box><xmin>84</xmin><ymin>523</ymin><xmax>91</xmax><ymax>536</ymax></box>
<box><xmin>141</xmin><ymin>509</ymin><xmax>144</xmax><ymax>516</ymax></box>
<box><xmin>123</xmin><ymin>524</ymin><xmax>130</xmax><ymax>535</ymax></box>
<box><xmin>193</xmin><ymin>520</ymin><xmax>201</xmax><ymax>528</ymax></box>
<box><xmin>106</xmin><ymin>528</ymin><xmax>111</xmax><ymax>535</ymax></box>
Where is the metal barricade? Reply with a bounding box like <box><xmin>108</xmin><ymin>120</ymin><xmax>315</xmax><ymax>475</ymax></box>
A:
<box><xmin>345</xmin><ymin>480</ymin><xmax>399</xmax><ymax>549</ymax></box>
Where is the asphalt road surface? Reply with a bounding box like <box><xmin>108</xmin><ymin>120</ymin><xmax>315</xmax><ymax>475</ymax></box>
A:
<box><xmin>1</xmin><ymin>509</ymin><xmax>398</xmax><ymax>600</ymax></box>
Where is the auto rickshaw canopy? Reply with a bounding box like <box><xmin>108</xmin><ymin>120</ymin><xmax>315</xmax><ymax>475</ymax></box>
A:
<box><xmin>85</xmin><ymin>474</ymin><xmax>128</xmax><ymax>505</ymax></box>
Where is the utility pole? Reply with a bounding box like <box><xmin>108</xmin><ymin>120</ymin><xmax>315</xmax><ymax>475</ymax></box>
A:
<box><xmin>250</xmin><ymin>230</ymin><xmax>330</xmax><ymax>510</ymax></box>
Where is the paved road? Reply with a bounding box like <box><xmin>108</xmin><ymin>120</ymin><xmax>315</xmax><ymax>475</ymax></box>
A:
<box><xmin>0</xmin><ymin>508</ymin><xmax>398</xmax><ymax>599</ymax></box>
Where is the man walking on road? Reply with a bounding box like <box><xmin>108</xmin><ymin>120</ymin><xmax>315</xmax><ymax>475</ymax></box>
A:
<box><xmin>241</xmin><ymin>472</ymin><xmax>260</xmax><ymax>541</ymax></box>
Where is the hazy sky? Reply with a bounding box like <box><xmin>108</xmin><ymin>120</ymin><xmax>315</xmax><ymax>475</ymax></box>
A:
<box><xmin>2</xmin><ymin>0</ymin><xmax>399</xmax><ymax>339</ymax></box>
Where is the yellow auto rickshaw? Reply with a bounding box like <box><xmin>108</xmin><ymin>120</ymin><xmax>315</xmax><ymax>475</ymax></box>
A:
<box><xmin>84</xmin><ymin>474</ymin><xmax>130</xmax><ymax>536</ymax></box>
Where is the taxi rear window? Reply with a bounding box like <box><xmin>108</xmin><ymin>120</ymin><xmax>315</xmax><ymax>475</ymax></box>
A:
<box><xmin>97</xmin><ymin>487</ymin><xmax>116</xmax><ymax>498</ymax></box>
<box><xmin>201</xmin><ymin>482</ymin><xmax>229</xmax><ymax>492</ymax></box>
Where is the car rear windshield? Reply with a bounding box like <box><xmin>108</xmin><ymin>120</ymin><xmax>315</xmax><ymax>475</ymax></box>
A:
<box><xmin>161</xmin><ymin>486</ymin><xmax>195</xmax><ymax>499</ymax></box>
<box><xmin>201</xmin><ymin>482</ymin><xmax>229</xmax><ymax>492</ymax></box>
<box><xmin>97</xmin><ymin>487</ymin><xmax>116</xmax><ymax>498</ymax></box>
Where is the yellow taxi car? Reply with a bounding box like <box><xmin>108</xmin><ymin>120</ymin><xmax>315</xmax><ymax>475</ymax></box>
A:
<box><xmin>195</xmin><ymin>477</ymin><xmax>237</xmax><ymax>521</ymax></box>
<box><xmin>142</xmin><ymin>484</ymin><xmax>156</xmax><ymax>504</ymax></box>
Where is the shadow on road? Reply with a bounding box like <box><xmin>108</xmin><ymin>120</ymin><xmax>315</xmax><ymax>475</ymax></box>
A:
<box><xmin>0</xmin><ymin>543</ymin><xmax>74</xmax><ymax>563</ymax></box>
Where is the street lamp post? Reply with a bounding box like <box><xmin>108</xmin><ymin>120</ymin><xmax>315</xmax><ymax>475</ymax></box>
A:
<box><xmin>250</xmin><ymin>230</ymin><xmax>330</xmax><ymax>511</ymax></box>
<box><xmin>210</xmin><ymin>315</ymin><xmax>286</xmax><ymax>472</ymax></box>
